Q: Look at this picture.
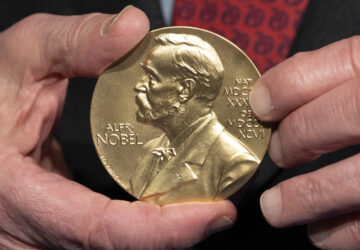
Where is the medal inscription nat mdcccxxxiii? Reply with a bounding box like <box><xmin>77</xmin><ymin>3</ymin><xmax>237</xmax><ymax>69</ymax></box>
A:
<box><xmin>91</xmin><ymin>27</ymin><xmax>270</xmax><ymax>205</ymax></box>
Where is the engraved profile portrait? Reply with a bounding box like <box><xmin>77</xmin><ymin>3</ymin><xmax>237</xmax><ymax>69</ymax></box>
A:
<box><xmin>130</xmin><ymin>33</ymin><xmax>259</xmax><ymax>204</ymax></box>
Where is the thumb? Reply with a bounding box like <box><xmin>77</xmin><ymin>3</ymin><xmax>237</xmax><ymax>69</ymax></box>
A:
<box><xmin>100</xmin><ymin>200</ymin><xmax>236</xmax><ymax>249</ymax></box>
<box><xmin>0</xmin><ymin>152</ymin><xmax>236</xmax><ymax>249</ymax></box>
<box><xmin>1</xmin><ymin>5</ymin><xmax>149</xmax><ymax>79</ymax></box>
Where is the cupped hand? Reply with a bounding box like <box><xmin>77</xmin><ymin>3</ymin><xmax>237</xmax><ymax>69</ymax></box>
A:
<box><xmin>250</xmin><ymin>36</ymin><xmax>360</xmax><ymax>249</ymax></box>
<box><xmin>0</xmin><ymin>6</ymin><xmax>235</xmax><ymax>249</ymax></box>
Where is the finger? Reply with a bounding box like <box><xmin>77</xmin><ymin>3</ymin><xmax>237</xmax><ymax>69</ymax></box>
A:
<box><xmin>260</xmin><ymin>153</ymin><xmax>360</xmax><ymax>228</ymax></box>
<box><xmin>308</xmin><ymin>212</ymin><xmax>360</xmax><ymax>250</ymax></box>
<box><xmin>268</xmin><ymin>77</ymin><xmax>360</xmax><ymax>167</ymax></box>
<box><xmin>103</xmin><ymin>201</ymin><xmax>235</xmax><ymax>249</ymax></box>
<box><xmin>0</xmin><ymin>5</ymin><xmax>149</xmax><ymax>79</ymax></box>
<box><xmin>249</xmin><ymin>36</ymin><xmax>360</xmax><ymax>121</ymax></box>
<box><xmin>0</xmin><ymin>150</ymin><xmax>236</xmax><ymax>249</ymax></box>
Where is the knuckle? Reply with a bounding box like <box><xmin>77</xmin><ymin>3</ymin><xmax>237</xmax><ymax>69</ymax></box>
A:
<box><xmin>293</xmin><ymin>175</ymin><xmax>326</xmax><ymax>218</ymax></box>
<box><xmin>289</xmin><ymin>51</ymin><xmax>309</xmax><ymax>68</ymax></box>
<box><xmin>291</xmin><ymin>51</ymin><xmax>307</xmax><ymax>60</ymax></box>
<box><xmin>284</xmin><ymin>52</ymin><xmax>309</xmax><ymax>97</ymax></box>
<box><xmin>285</xmin><ymin>111</ymin><xmax>307</xmax><ymax>142</ymax></box>
<box><xmin>137</xmin><ymin>205</ymin><xmax>176</xmax><ymax>249</ymax></box>
<box><xmin>63</xmin><ymin>17</ymin><xmax>83</xmax><ymax>55</ymax></box>
<box><xmin>340</xmin><ymin>80</ymin><xmax>360</xmax><ymax>136</ymax></box>
<box><xmin>87</xmin><ymin>201</ymin><xmax>178</xmax><ymax>249</ymax></box>
<box><xmin>86</xmin><ymin>201</ymin><xmax>114</xmax><ymax>250</ymax></box>
<box><xmin>345</xmin><ymin>155</ymin><xmax>360</xmax><ymax>191</ymax></box>
<box><xmin>63</xmin><ymin>13</ymin><xmax>100</xmax><ymax>53</ymax></box>
<box><xmin>349</xmin><ymin>82</ymin><xmax>360</xmax><ymax>119</ymax></box>
<box><xmin>283</xmin><ymin>111</ymin><xmax>308</xmax><ymax>153</ymax></box>
<box><xmin>17</xmin><ymin>13</ymin><xmax>49</xmax><ymax>27</ymax></box>
<box><xmin>54</xmin><ymin>13</ymin><xmax>101</xmax><ymax>75</ymax></box>
<box><xmin>11</xmin><ymin>14</ymin><xmax>51</xmax><ymax>39</ymax></box>
<box><xmin>24</xmin><ymin>13</ymin><xmax>50</xmax><ymax>22</ymax></box>
<box><xmin>281</xmin><ymin>108</ymin><xmax>321</xmax><ymax>165</ymax></box>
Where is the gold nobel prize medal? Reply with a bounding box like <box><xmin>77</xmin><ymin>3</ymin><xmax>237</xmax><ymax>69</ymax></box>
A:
<box><xmin>91</xmin><ymin>27</ymin><xmax>270</xmax><ymax>205</ymax></box>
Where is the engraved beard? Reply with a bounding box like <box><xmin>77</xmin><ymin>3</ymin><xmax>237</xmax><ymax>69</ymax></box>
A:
<box><xmin>135</xmin><ymin>93</ymin><xmax>183</xmax><ymax>126</ymax></box>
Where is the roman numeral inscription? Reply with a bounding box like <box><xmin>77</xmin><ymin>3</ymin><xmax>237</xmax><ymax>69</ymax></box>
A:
<box><xmin>224</xmin><ymin>78</ymin><xmax>264</xmax><ymax>140</ymax></box>
<box><xmin>224</xmin><ymin>78</ymin><xmax>253</xmax><ymax>107</ymax></box>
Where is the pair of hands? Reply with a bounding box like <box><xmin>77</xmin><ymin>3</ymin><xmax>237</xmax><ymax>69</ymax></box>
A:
<box><xmin>0</xmin><ymin>5</ymin><xmax>359</xmax><ymax>249</ymax></box>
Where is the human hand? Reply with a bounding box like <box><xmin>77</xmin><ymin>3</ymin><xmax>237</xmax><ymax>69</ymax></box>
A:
<box><xmin>250</xmin><ymin>36</ymin><xmax>360</xmax><ymax>249</ymax></box>
<box><xmin>0</xmin><ymin>6</ymin><xmax>235</xmax><ymax>249</ymax></box>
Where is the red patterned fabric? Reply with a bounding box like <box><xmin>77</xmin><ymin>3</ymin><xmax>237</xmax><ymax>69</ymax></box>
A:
<box><xmin>172</xmin><ymin>0</ymin><xmax>309</xmax><ymax>73</ymax></box>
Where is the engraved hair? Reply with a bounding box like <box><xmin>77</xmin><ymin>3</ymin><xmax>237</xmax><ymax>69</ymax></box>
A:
<box><xmin>155</xmin><ymin>33</ymin><xmax>224</xmax><ymax>103</ymax></box>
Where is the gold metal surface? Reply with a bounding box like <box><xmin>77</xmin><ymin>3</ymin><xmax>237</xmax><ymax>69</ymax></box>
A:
<box><xmin>90</xmin><ymin>27</ymin><xmax>270</xmax><ymax>205</ymax></box>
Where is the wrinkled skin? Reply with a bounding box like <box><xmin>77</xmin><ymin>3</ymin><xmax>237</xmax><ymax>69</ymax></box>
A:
<box><xmin>251</xmin><ymin>36</ymin><xmax>360</xmax><ymax>249</ymax></box>
<box><xmin>0</xmin><ymin>6</ymin><xmax>236</xmax><ymax>249</ymax></box>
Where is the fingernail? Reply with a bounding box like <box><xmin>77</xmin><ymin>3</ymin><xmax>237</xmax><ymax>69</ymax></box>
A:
<box><xmin>308</xmin><ymin>223</ymin><xmax>329</xmax><ymax>246</ymax></box>
<box><xmin>268</xmin><ymin>131</ymin><xmax>285</xmax><ymax>167</ymax></box>
<box><xmin>260</xmin><ymin>186</ymin><xmax>282</xmax><ymax>224</ymax></box>
<box><xmin>206</xmin><ymin>216</ymin><xmax>233</xmax><ymax>237</ymax></box>
<box><xmin>101</xmin><ymin>5</ymin><xmax>134</xmax><ymax>36</ymax></box>
<box><xmin>249</xmin><ymin>80</ymin><xmax>273</xmax><ymax>119</ymax></box>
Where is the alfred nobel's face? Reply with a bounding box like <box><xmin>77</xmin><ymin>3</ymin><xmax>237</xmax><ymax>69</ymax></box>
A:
<box><xmin>134</xmin><ymin>46</ymin><xmax>182</xmax><ymax>123</ymax></box>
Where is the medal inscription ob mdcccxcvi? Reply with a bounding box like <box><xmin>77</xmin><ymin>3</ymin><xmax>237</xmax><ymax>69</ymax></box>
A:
<box><xmin>91</xmin><ymin>27</ymin><xmax>270</xmax><ymax>205</ymax></box>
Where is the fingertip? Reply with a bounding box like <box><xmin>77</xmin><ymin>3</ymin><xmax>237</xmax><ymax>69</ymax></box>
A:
<box><xmin>205</xmin><ymin>215</ymin><xmax>234</xmax><ymax>237</ymax></box>
<box><xmin>91</xmin><ymin>6</ymin><xmax>150</xmax><ymax>75</ymax></box>
<box><xmin>105</xmin><ymin>5</ymin><xmax>149</xmax><ymax>39</ymax></box>
<box><xmin>218</xmin><ymin>200</ymin><xmax>237</xmax><ymax>222</ymax></box>
<box><xmin>268</xmin><ymin>131</ymin><xmax>286</xmax><ymax>167</ymax></box>
<box><xmin>249</xmin><ymin>79</ymin><xmax>274</xmax><ymax>121</ymax></box>
<box><xmin>307</xmin><ymin>222</ymin><xmax>329</xmax><ymax>248</ymax></box>
<box><xmin>193</xmin><ymin>200</ymin><xmax>237</xmax><ymax>239</ymax></box>
<box><xmin>204</xmin><ymin>200</ymin><xmax>237</xmax><ymax>237</ymax></box>
<box><xmin>260</xmin><ymin>186</ymin><xmax>282</xmax><ymax>227</ymax></box>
